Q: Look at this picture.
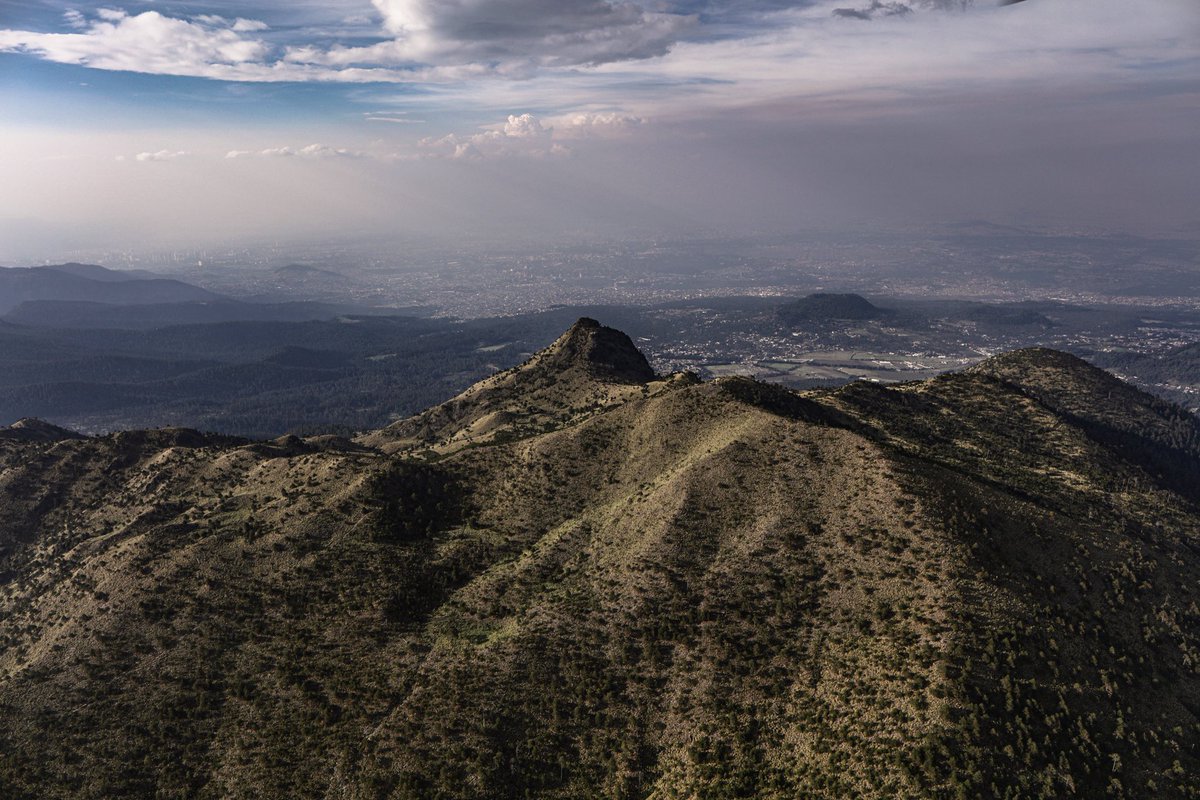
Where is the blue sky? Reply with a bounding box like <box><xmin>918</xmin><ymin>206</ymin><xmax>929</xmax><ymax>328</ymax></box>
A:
<box><xmin>1</xmin><ymin>0</ymin><xmax>1198</xmax><ymax>258</ymax></box>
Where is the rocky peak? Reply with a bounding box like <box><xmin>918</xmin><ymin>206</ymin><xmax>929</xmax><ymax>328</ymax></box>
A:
<box><xmin>535</xmin><ymin>317</ymin><xmax>656</xmax><ymax>384</ymax></box>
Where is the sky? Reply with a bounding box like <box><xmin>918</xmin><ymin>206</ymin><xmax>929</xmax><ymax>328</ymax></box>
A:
<box><xmin>1</xmin><ymin>0</ymin><xmax>1198</xmax><ymax>259</ymax></box>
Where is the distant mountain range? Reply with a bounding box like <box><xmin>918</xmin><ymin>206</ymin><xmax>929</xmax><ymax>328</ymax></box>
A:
<box><xmin>0</xmin><ymin>263</ymin><xmax>413</xmax><ymax>328</ymax></box>
<box><xmin>779</xmin><ymin>292</ymin><xmax>1055</xmax><ymax>329</ymax></box>
<box><xmin>0</xmin><ymin>320</ymin><xmax>1196</xmax><ymax>798</ymax></box>
<box><xmin>0</xmin><ymin>263</ymin><xmax>220</xmax><ymax>314</ymax></box>
<box><xmin>1</xmin><ymin>298</ymin><xmax>401</xmax><ymax>329</ymax></box>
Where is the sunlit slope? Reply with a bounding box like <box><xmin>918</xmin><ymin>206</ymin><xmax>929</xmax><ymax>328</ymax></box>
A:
<box><xmin>361</xmin><ymin>317</ymin><xmax>665</xmax><ymax>454</ymax></box>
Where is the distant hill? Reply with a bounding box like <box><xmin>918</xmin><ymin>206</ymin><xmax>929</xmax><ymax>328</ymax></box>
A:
<box><xmin>0</xmin><ymin>417</ymin><xmax>84</xmax><ymax>443</ymax></box>
<box><xmin>0</xmin><ymin>264</ymin><xmax>221</xmax><ymax>314</ymax></box>
<box><xmin>1091</xmin><ymin>341</ymin><xmax>1200</xmax><ymax>411</ymax></box>
<box><xmin>38</xmin><ymin>262</ymin><xmax>165</xmax><ymax>282</ymax></box>
<box><xmin>779</xmin><ymin>292</ymin><xmax>892</xmax><ymax>324</ymax></box>
<box><xmin>1097</xmin><ymin>341</ymin><xmax>1200</xmax><ymax>387</ymax></box>
<box><xmin>0</xmin><ymin>314</ymin><xmax>551</xmax><ymax>438</ymax></box>
<box><xmin>0</xmin><ymin>322</ymin><xmax>1196</xmax><ymax>799</ymax></box>
<box><xmin>0</xmin><ymin>299</ymin><xmax>399</xmax><ymax>329</ymax></box>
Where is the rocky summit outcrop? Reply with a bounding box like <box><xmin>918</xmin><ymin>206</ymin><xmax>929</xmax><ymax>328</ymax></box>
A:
<box><xmin>0</xmin><ymin>324</ymin><xmax>1197</xmax><ymax>800</ymax></box>
<box><xmin>360</xmin><ymin>318</ymin><xmax>664</xmax><ymax>453</ymax></box>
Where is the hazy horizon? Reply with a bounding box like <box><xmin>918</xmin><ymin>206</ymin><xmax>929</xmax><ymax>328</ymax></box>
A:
<box><xmin>2</xmin><ymin>0</ymin><xmax>1198</xmax><ymax>262</ymax></box>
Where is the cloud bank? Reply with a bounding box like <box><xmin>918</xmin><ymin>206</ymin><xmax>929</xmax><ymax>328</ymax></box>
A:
<box><xmin>225</xmin><ymin>144</ymin><xmax>364</xmax><ymax>160</ymax></box>
<box><xmin>2</xmin><ymin>0</ymin><xmax>1197</xmax><ymax>255</ymax></box>
<box><xmin>0</xmin><ymin>2</ymin><xmax>697</xmax><ymax>83</ymax></box>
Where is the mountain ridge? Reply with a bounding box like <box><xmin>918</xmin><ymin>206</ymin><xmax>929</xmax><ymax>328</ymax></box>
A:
<box><xmin>0</xmin><ymin>321</ymin><xmax>1197</xmax><ymax>799</ymax></box>
<box><xmin>0</xmin><ymin>263</ymin><xmax>222</xmax><ymax>315</ymax></box>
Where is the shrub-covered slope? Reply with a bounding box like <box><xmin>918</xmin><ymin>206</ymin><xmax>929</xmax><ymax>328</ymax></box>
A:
<box><xmin>0</xmin><ymin>321</ymin><xmax>1196</xmax><ymax>799</ymax></box>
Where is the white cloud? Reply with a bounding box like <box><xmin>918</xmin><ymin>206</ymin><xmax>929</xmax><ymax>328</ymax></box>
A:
<box><xmin>0</xmin><ymin>9</ymin><xmax>449</xmax><ymax>83</ymax></box>
<box><xmin>62</xmin><ymin>10</ymin><xmax>87</xmax><ymax>30</ymax></box>
<box><xmin>0</xmin><ymin>0</ymin><xmax>1194</xmax><ymax>119</ymax></box>
<box><xmin>419</xmin><ymin>113</ymin><xmax>573</xmax><ymax>159</ymax></box>
<box><xmin>0</xmin><ymin>10</ymin><xmax>268</xmax><ymax>75</ymax></box>
<box><xmin>502</xmin><ymin>113</ymin><xmax>551</xmax><ymax>139</ymax></box>
<box><xmin>364</xmin><ymin>113</ymin><xmax>426</xmax><ymax>124</ymax></box>
<box><xmin>1</xmin><ymin>3</ymin><xmax>694</xmax><ymax>83</ymax></box>
<box><xmin>553</xmin><ymin>111</ymin><xmax>645</xmax><ymax>137</ymax></box>
<box><xmin>134</xmin><ymin>150</ymin><xmax>189</xmax><ymax>162</ymax></box>
<box><xmin>226</xmin><ymin>143</ymin><xmax>365</xmax><ymax>159</ymax></box>
<box><xmin>410</xmin><ymin>0</ymin><xmax>1200</xmax><ymax>128</ymax></box>
<box><xmin>232</xmin><ymin>18</ymin><xmax>270</xmax><ymax>33</ymax></box>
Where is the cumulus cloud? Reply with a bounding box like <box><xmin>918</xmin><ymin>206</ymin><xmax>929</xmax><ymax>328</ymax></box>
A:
<box><xmin>554</xmin><ymin>112</ymin><xmax>645</xmax><ymax>137</ymax></box>
<box><xmin>419</xmin><ymin>114</ymin><xmax>572</xmax><ymax>159</ymax></box>
<box><xmin>232</xmin><ymin>18</ymin><xmax>270</xmax><ymax>33</ymax></box>
<box><xmin>0</xmin><ymin>10</ymin><xmax>269</xmax><ymax>75</ymax></box>
<box><xmin>0</xmin><ymin>9</ymin><xmax>452</xmax><ymax>83</ymax></box>
<box><xmin>0</xmin><ymin>0</ymin><xmax>1194</xmax><ymax>126</ymax></box>
<box><xmin>134</xmin><ymin>150</ymin><xmax>189</xmax><ymax>162</ymax></box>
<box><xmin>0</xmin><ymin>2</ymin><xmax>695</xmax><ymax>83</ymax></box>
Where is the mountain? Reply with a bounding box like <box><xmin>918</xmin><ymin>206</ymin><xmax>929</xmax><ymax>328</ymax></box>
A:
<box><xmin>1093</xmin><ymin>342</ymin><xmax>1200</xmax><ymax>411</ymax></box>
<box><xmin>0</xmin><ymin>321</ymin><xmax>1197</xmax><ymax>799</ymax></box>
<box><xmin>0</xmin><ymin>264</ymin><xmax>221</xmax><ymax>314</ymax></box>
<box><xmin>0</xmin><ymin>315</ymin><xmax>540</xmax><ymax>438</ymax></box>
<box><xmin>364</xmin><ymin>317</ymin><xmax>662</xmax><ymax>452</ymax></box>
<box><xmin>779</xmin><ymin>292</ymin><xmax>892</xmax><ymax>325</ymax></box>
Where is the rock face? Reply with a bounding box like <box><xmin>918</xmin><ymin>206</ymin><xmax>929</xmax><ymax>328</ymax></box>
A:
<box><xmin>0</xmin><ymin>325</ymin><xmax>1198</xmax><ymax>800</ymax></box>
<box><xmin>533</xmin><ymin>317</ymin><xmax>657</xmax><ymax>384</ymax></box>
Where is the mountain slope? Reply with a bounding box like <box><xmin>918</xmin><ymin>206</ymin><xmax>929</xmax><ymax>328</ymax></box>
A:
<box><xmin>362</xmin><ymin>317</ymin><xmax>668</xmax><ymax>453</ymax></box>
<box><xmin>0</xmin><ymin>322</ymin><xmax>1197</xmax><ymax>799</ymax></box>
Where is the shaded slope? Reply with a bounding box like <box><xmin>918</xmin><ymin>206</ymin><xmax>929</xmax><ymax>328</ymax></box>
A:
<box><xmin>971</xmin><ymin>347</ymin><xmax>1200</xmax><ymax>497</ymax></box>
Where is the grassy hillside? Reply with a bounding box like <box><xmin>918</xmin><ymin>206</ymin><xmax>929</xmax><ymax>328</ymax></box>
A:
<box><xmin>0</xmin><ymin>320</ymin><xmax>1196</xmax><ymax>799</ymax></box>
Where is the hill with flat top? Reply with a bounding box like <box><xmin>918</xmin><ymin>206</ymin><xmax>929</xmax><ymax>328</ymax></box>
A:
<box><xmin>0</xmin><ymin>320</ymin><xmax>1197</xmax><ymax>799</ymax></box>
